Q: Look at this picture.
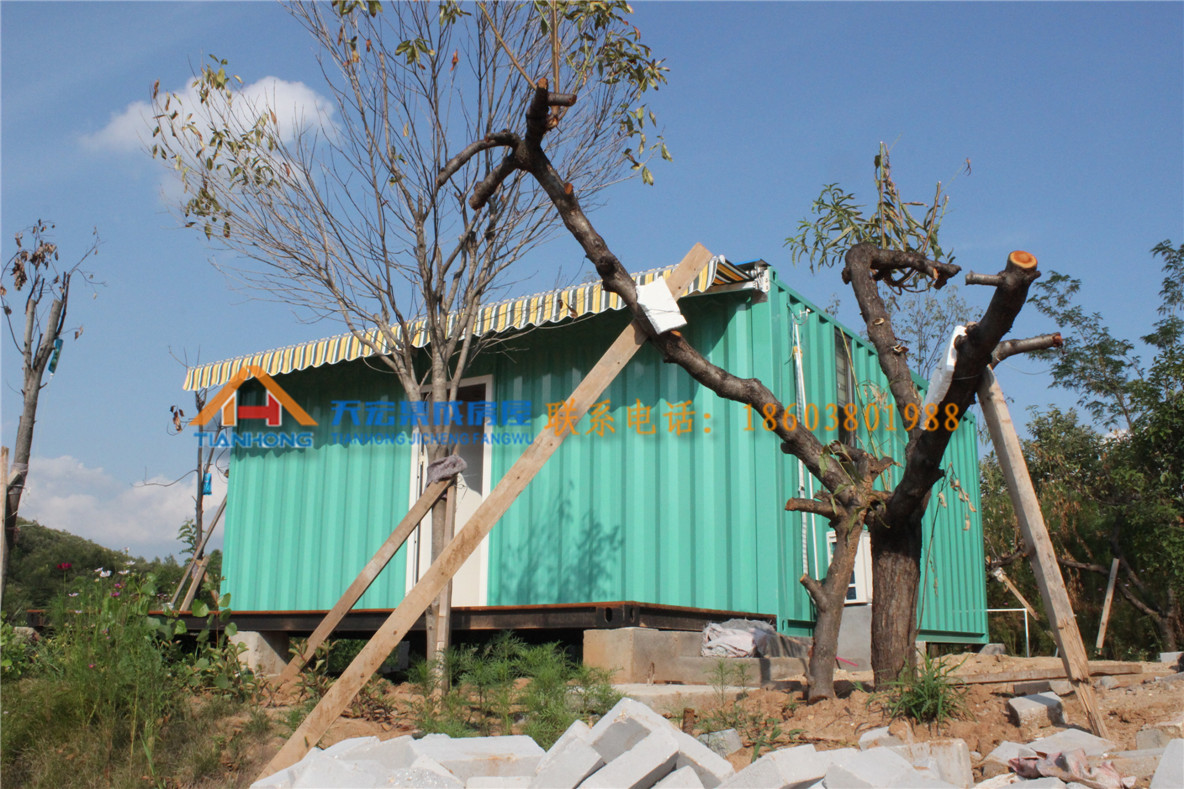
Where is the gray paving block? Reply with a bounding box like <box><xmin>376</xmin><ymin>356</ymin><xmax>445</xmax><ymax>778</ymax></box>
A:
<box><xmin>1137</xmin><ymin>728</ymin><xmax>1174</xmax><ymax>751</ymax></box>
<box><xmin>467</xmin><ymin>778</ymin><xmax>533</xmax><ymax>788</ymax></box>
<box><xmin>1095</xmin><ymin>676</ymin><xmax>1118</xmax><ymax>690</ymax></box>
<box><xmin>669</xmin><ymin>727</ymin><xmax>735</xmax><ymax>787</ymax></box>
<box><xmin>290</xmin><ymin>757</ymin><xmax>386</xmax><ymax>788</ymax></box>
<box><xmin>982</xmin><ymin>741</ymin><xmax>1037</xmax><ymax>778</ymax></box>
<box><xmin>1008</xmin><ymin>693</ymin><xmax>1065</xmax><ymax>727</ymax></box>
<box><xmin>718</xmin><ymin>746</ymin><xmax>827</xmax><ymax>789</ymax></box>
<box><xmin>972</xmin><ymin>775</ymin><xmax>1022</xmax><ymax>789</ymax></box>
<box><xmin>823</xmin><ymin>748</ymin><xmax>954</xmax><ymax>788</ymax></box>
<box><xmin>251</xmin><ymin>764</ymin><xmax>299</xmax><ymax>789</ymax></box>
<box><xmin>1149</xmin><ymin>738</ymin><xmax>1183</xmax><ymax>789</ymax></box>
<box><xmin>655</xmin><ymin>765</ymin><xmax>708</xmax><ymax>789</ymax></box>
<box><xmin>698</xmin><ymin>729</ymin><xmax>743</xmax><ymax>758</ymax></box>
<box><xmin>1015</xmin><ymin>779</ymin><xmax>1067</xmax><ymax>788</ymax></box>
<box><xmin>548</xmin><ymin>719</ymin><xmax>592</xmax><ymax>751</ymax></box>
<box><xmin>1013</xmin><ymin>680</ymin><xmax>1073</xmax><ymax>697</ymax></box>
<box><xmin>383</xmin><ymin>767</ymin><xmax>466</xmax><ymax>788</ymax></box>
<box><xmin>529</xmin><ymin>736</ymin><xmax>604</xmax><ymax>789</ymax></box>
<box><xmin>884</xmin><ymin>739</ymin><xmax>973</xmax><ymax>788</ymax></box>
<box><xmin>591</xmin><ymin>714</ymin><xmax>652</xmax><ymax>762</ymax></box>
<box><xmin>1158</xmin><ymin>651</ymin><xmax>1183</xmax><ymax>666</ymax></box>
<box><xmin>341</xmin><ymin>735</ymin><xmax>418</xmax><ymax>770</ymax></box>
<box><xmin>858</xmin><ymin>726</ymin><xmax>903</xmax><ymax>750</ymax></box>
<box><xmin>410</xmin><ymin>735</ymin><xmax>544</xmax><ymax>780</ymax></box>
<box><xmin>1154</xmin><ymin>672</ymin><xmax>1184</xmax><ymax>684</ymax></box>
<box><xmin>319</xmin><ymin>736</ymin><xmax>380</xmax><ymax>758</ymax></box>
<box><xmin>581</xmin><ymin>730</ymin><xmax>679</xmax><ymax>789</ymax></box>
<box><xmin>1027</xmin><ymin>728</ymin><xmax>1117</xmax><ymax>757</ymax></box>
<box><xmin>1104</xmin><ymin>747</ymin><xmax>1167</xmax><ymax>780</ymax></box>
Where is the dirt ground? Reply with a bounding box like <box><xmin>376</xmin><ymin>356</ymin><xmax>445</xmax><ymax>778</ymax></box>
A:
<box><xmin>228</xmin><ymin>654</ymin><xmax>1183</xmax><ymax>787</ymax></box>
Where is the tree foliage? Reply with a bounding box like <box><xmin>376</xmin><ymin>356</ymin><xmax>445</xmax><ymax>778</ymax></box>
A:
<box><xmin>985</xmin><ymin>241</ymin><xmax>1184</xmax><ymax>653</ymax></box>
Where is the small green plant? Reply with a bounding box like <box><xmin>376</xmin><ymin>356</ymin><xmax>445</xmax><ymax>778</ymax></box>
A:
<box><xmin>873</xmin><ymin>652</ymin><xmax>966</xmax><ymax>725</ymax></box>
<box><xmin>697</xmin><ymin>658</ymin><xmax>751</xmax><ymax>732</ymax></box>
<box><xmin>406</xmin><ymin>635</ymin><xmax>621</xmax><ymax>748</ymax></box>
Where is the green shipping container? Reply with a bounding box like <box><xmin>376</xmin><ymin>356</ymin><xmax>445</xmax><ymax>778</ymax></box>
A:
<box><xmin>186</xmin><ymin>257</ymin><xmax>987</xmax><ymax>645</ymax></box>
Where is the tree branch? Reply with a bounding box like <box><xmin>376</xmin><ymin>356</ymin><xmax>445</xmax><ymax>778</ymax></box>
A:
<box><xmin>785</xmin><ymin>497</ymin><xmax>842</xmax><ymax>519</ymax></box>
<box><xmin>884</xmin><ymin>251</ymin><xmax>1041</xmax><ymax>525</ymax></box>
<box><xmin>437</xmin><ymin>132</ymin><xmax>518</xmax><ymax>190</ymax></box>
<box><xmin>991</xmin><ymin>333</ymin><xmax>1063</xmax><ymax>367</ymax></box>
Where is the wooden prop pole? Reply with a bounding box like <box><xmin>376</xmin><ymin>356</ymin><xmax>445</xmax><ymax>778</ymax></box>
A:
<box><xmin>259</xmin><ymin>243</ymin><xmax>714</xmax><ymax>779</ymax></box>
<box><xmin>990</xmin><ymin>566</ymin><xmax>1043</xmax><ymax>622</ymax></box>
<box><xmin>978</xmin><ymin>367</ymin><xmax>1110</xmax><ymax>738</ymax></box>
<box><xmin>274</xmin><ymin>475</ymin><xmax>455</xmax><ymax>688</ymax></box>
<box><xmin>1095</xmin><ymin>557</ymin><xmax>1120</xmax><ymax>652</ymax></box>
<box><xmin>169</xmin><ymin>496</ymin><xmax>228</xmax><ymax>608</ymax></box>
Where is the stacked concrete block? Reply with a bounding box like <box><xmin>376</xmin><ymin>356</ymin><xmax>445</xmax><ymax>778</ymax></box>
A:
<box><xmin>1137</xmin><ymin>709</ymin><xmax>1184</xmax><ymax>750</ymax></box>
<box><xmin>981</xmin><ymin>741</ymin><xmax>1037</xmax><ymax>778</ymax></box>
<box><xmin>697</xmin><ymin>729</ymin><xmax>743</xmax><ymax>758</ymax></box>
<box><xmin>822</xmin><ymin>748</ymin><xmax>954</xmax><ymax>788</ymax></box>
<box><xmin>885</xmin><ymin>739</ymin><xmax>973</xmax><ymax>787</ymax></box>
<box><xmin>1026</xmin><ymin>728</ymin><xmax>1117</xmax><ymax>758</ymax></box>
<box><xmin>857</xmin><ymin>726</ymin><xmax>903</xmax><ymax>750</ymax></box>
<box><xmin>1149</xmin><ymin>739</ymin><xmax>1182</xmax><ymax>789</ymax></box>
<box><xmin>1007</xmin><ymin>692</ymin><xmax>1065</xmax><ymax>727</ymax></box>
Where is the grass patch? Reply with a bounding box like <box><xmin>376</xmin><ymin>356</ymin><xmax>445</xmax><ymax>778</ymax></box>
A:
<box><xmin>872</xmin><ymin>652</ymin><xmax>966</xmax><ymax>725</ymax></box>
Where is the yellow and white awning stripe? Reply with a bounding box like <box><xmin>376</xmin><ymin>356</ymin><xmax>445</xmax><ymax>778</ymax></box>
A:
<box><xmin>183</xmin><ymin>256</ymin><xmax>758</xmax><ymax>391</ymax></box>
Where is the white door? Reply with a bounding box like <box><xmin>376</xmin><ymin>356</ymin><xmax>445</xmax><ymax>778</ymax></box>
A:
<box><xmin>407</xmin><ymin>378</ymin><xmax>491</xmax><ymax>606</ymax></box>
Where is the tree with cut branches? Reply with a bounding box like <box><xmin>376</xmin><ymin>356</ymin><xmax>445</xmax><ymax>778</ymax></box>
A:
<box><xmin>151</xmin><ymin>0</ymin><xmax>669</xmax><ymax>660</ymax></box>
<box><xmin>439</xmin><ymin>62</ymin><xmax>1057</xmax><ymax>695</ymax></box>
<box><xmin>1</xmin><ymin>221</ymin><xmax>100</xmax><ymax>606</ymax></box>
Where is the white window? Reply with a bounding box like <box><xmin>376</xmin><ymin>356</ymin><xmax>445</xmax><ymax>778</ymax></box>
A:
<box><xmin>826</xmin><ymin>530</ymin><xmax>873</xmax><ymax>604</ymax></box>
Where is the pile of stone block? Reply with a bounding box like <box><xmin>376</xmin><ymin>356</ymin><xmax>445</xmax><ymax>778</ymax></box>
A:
<box><xmin>254</xmin><ymin>696</ymin><xmax>1183</xmax><ymax>789</ymax></box>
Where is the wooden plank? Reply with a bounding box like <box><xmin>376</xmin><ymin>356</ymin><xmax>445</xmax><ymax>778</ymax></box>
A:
<box><xmin>1095</xmin><ymin>557</ymin><xmax>1120</xmax><ymax>652</ymax></box>
<box><xmin>170</xmin><ymin>497</ymin><xmax>228</xmax><ymax>608</ymax></box>
<box><xmin>260</xmin><ymin>243</ymin><xmax>715</xmax><ymax>779</ymax></box>
<box><xmin>990</xmin><ymin>566</ymin><xmax>1042</xmax><ymax>622</ymax></box>
<box><xmin>953</xmin><ymin>661</ymin><xmax>1142</xmax><ymax>685</ymax></box>
<box><xmin>275</xmin><ymin>477</ymin><xmax>452</xmax><ymax>687</ymax></box>
<box><xmin>179</xmin><ymin>554</ymin><xmax>212</xmax><ymax>613</ymax></box>
<box><xmin>978</xmin><ymin>368</ymin><xmax>1110</xmax><ymax>738</ymax></box>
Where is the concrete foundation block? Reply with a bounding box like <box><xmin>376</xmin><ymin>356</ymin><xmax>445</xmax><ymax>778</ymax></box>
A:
<box><xmin>530</xmin><ymin>736</ymin><xmax>604</xmax><ymax>789</ymax></box>
<box><xmin>1149</xmin><ymin>738</ymin><xmax>1183</xmax><ymax>789</ymax></box>
<box><xmin>697</xmin><ymin>729</ymin><xmax>743</xmax><ymax>758</ymax></box>
<box><xmin>584</xmin><ymin>628</ymin><xmax>700</xmax><ymax>683</ymax></box>
<box><xmin>410</xmin><ymin>735</ymin><xmax>543</xmax><ymax>781</ymax></box>
<box><xmin>1158</xmin><ymin>651</ymin><xmax>1183</xmax><ymax>666</ymax></box>
<box><xmin>979</xmin><ymin>643</ymin><xmax>1007</xmax><ymax>656</ymax></box>
<box><xmin>884</xmin><ymin>739</ymin><xmax>973</xmax><ymax>788</ymax></box>
<box><xmin>981</xmin><ymin>741</ymin><xmax>1037</xmax><ymax>778</ymax></box>
<box><xmin>1007</xmin><ymin>692</ymin><xmax>1065</xmax><ymax>727</ymax></box>
<box><xmin>582</xmin><ymin>731</ymin><xmax>679</xmax><ymax>789</ymax></box>
<box><xmin>654</xmin><ymin>765</ymin><xmax>707</xmax><ymax>789</ymax></box>
<box><xmin>230</xmin><ymin>630</ymin><xmax>290</xmax><ymax>676</ymax></box>
<box><xmin>1027</xmin><ymin>728</ymin><xmax>1117</xmax><ymax>757</ymax></box>
<box><xmin>344</xmin><ymin>735</ymin><xmax>419</xmax><ymax>770</ymax></box>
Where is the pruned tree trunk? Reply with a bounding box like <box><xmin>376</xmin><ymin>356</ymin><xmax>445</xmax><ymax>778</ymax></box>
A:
<box><xmin>800</xmin><ymin>512</ymin><xmax>865</xmax><ymax>701</ymax></box>
<box><xmin>869</xmin><ymin>506</ymin><xmax>925</xmax><ymax>681</ymax></box>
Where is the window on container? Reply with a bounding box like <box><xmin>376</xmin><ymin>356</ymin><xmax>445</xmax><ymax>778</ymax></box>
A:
<box><xmin>835</xmin><ymin>327</ymin><xmax>857</xmax><ymax>445</ymax></box>
<box><xmin>826</xmin><ymin>530</ymin><xmax>872</xmax><ymax>604</ymax></box>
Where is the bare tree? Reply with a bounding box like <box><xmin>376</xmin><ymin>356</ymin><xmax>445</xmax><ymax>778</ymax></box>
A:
<box><xmin>1</xmin><ymin>221</ymin><xmax>100</xmax><ymax>605</ymax></box>
<box><xmin>150</xmin><ymin>0</ymin><xmax>668</xmax><ymax>660</ymax></box>
<box><xmin>441</xmin><ymin>60</ymin><xmax>1053</xmax><ymax>694</ymax></box>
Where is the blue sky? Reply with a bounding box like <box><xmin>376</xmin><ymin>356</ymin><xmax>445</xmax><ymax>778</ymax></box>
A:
<box><xmin>2</xmin><ymin>1</ymin><xmax>1181</xmax><ymax>560</ymax></box>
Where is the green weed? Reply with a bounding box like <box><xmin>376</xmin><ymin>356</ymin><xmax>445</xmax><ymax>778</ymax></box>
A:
<box><xmin>873</xmin><ymin>652</ymin><xmax>966</xmax><ymax>725</ymax></box>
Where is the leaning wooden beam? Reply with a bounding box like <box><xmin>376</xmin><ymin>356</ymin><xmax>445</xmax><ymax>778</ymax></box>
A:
<box><xmin>274</xmin><ymin>471</ymin><xmax>459</xmax><ymax>688</ymax></box>
<box><xmin>259</xmin><ymin>243</ymin><xmax>714</xmax><ymax>779</ymax></box>
<box><xmin>1095</xmin><ymin>557</ymin><xmax>1121</xmax><ymax>652</ymax></box>
<box><xmin>169</xmin><ymin>496</ymin><xmax>228</xmax><ymax>608</ymax></box>
<box><xmin>179</xmin><ymin>554</ymin><xmax>212</xmax><ymax>613</ymax></box>
<box><xmin>978</xmin><ymin>367</ymin><xmax>1110</xmax><ymax>739</ymax></box>
<box><xmin>990</xmin><ymin>566</ymin><xmax>1043</xmax><ymax>623</ymax></box>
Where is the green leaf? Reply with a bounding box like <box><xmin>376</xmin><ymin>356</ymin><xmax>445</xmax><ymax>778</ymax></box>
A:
<box><xmin>225</xmin><ymin>621</ymin><xmax>238</xmax><ymax>637</ymax></box>
<box><xmin>174</xmin><ymin>620</ymin><xmax>188</xmax><ymax>636</ymax></box>
<box><xmin>192</xmin><ymin>600</ymin><xmax>210</xmax><ymax>618</ymax></box>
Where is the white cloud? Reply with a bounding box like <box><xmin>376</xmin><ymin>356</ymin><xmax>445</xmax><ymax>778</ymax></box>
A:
<box><xmin>19</xmin><ymin>454</ymin><xmax>227</xmax><ymax>561</ymax></box>
<box><xmin>80</xmin><ymin>76</ymin><xmax>336</xmax><ymax>154</ymax></box>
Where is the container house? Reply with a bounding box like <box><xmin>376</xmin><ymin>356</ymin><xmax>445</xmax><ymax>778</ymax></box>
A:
<box><xmin>183</xmin><ymin>254</ymin><xmax>987</xmax><ymax>647</ymax></box>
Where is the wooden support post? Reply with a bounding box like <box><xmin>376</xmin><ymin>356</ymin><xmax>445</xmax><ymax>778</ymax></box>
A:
<box><xmin>990</xmin><ymin>566</ymin><xmax>1043</xmax><ymax>622</ymax></box>
<box><xmin>170</xmin><ymin>496</ymin><xmax>228</xmax><ymax>608</ymax></box>
<box><xmin>179</xmin><ymin>554</ymin><xmax>212</xmax><ymax>612</ymax></box>
<box><xmin>978</xmin><ymin>367</ymin><xmax>1110</xmax><ymax>738</ymax></box>
<box><xmin>1095</xmin><ymin>557</ymin><xmax>1120</xmax><ymax>652</ymax></box>
<box><xmin>259</xmin><ymin>243</ymin><xmax>714</xmax><ymax>779</ymax></box>
<box><xmin>274</xmin><ymin>476</ymin><xmax>454</xmax><ymax>687</ymax></box>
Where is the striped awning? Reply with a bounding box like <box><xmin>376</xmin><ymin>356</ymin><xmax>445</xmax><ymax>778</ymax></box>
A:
<box><xmin>183</xmin><ymin>256</ymin><xmax>759</xmax><ymax>391</ymax></box>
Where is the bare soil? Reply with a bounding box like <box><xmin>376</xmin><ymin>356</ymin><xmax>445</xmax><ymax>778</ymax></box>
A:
<box><xmin>230</xmin><ymin>654</ymin><xmax>1182</xmax><ymax>788</ymax></box>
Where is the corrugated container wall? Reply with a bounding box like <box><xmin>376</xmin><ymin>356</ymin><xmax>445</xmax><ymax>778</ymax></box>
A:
<box><xmin>220</xmin><ymin>270</ymin><xmax>986</xmax><ymax>643</ymax></box>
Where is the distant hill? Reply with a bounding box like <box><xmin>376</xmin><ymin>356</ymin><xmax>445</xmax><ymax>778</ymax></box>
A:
<box><xmin>2</xmin><ymin>519</ymin><xmax>215</xmax><ymax>618</ymax></box>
